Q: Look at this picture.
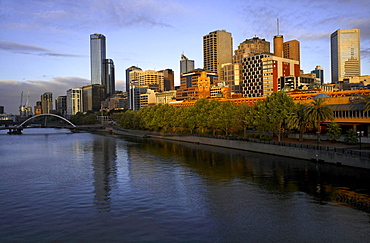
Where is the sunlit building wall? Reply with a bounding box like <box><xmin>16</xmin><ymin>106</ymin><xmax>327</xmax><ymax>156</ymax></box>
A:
<box><xmin>180</xmin><ymin>54</ymin><xmax>195</xmax><ymax>74</ymax></box>
<box><xmin>41</xmin><ymin>92</ymin><xmax>53</xmax><ymax>114</ymax></box>
<box><xmin>233</xmin><ymin>37</ymin><xmax>270</xmax><ymax>64</ymax></box>
<box><xmin>331</xmin><ymin>29</ymin><xmax>361</xmax><ymax>83</ymax></box>
<box><xmin>66</xmin><ymin>88</ymin><xmax>83</xmax><ymax>116</ymax></box>
<box><xmin>222</xmin><ymin>63</ymin><xmax>242</xmax><ymax>94</ymax></box>
<box><xmin>203</xmin><ymin>30</ymin><xmax>233</xmax><ymax>81</ymax></box>
<box><xmin>283</xmin><ymin>40</ymin><xmax>300</xmax><ymax>62</ymax></box>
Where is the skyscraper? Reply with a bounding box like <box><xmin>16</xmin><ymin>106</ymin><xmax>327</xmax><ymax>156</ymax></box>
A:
<box><xmin>203</xmin><ymin>30</ymin><xmax>233</xmax><ymax>81</ymax></box>
<box><xmin>41</xmin><ymin>92</ymin><xmax>53</xmax><ymax>114</ymax></box>
<box><xmin>103</xmin><ymin>58</ymin><xmax>115</xmax><ymax>97</ymax></box>
<box><xmin>180</xmin><ymin>53</ymin><xmax>195</xmax><ymax>74</ymax></box>
<box><xmin>126</xmin><ymin>66</ymin><xmax>142</xmax><ymax>93</ymax></box>
<box><xmin>233</xmin><ymin>37</ymin><xmax>270</xmax><ymax>64</ymax></box>
<box><xmin>311</xmin><ymin>65</ymin><xmax>324</xmax><ymax>84</ymax></box>
<box><xmin>283</xmin><ymin>40</ymin><xmax>300</xmax><ymax>62</ymax></box>
<box><xmin>331</xmin><ymin>29</ymin><xmax>361</xmax><ymax>83</ymax></box>
<box><xmin>90</xmin><ymin>33</ymin><xmax>106</xmax><ymax>85</ymax></box>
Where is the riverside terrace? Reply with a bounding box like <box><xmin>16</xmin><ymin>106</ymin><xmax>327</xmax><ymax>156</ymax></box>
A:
<box><xmin>110</xmin><ymin>127</ymin><xmax>370</xmax><ymax>170</ymax></box>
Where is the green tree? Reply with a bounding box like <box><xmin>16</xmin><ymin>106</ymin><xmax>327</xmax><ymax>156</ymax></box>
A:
<box><xmin>212</xmin><ymin>101</ymin><xmax>237</xmax><ymax>136</ymax></box>
<box><xmin>326</xmin><ymin>122</ymin><xmax>342</xmax><ymax>142</ymax></box>
<box><xmin>344</xmin><ymin>129</ymin><xmax>358</xmax><ymax>145</ymax></box>
<box><xmin>258</xmin><ymin>91</ymin><xmax>296</xmax><ymax>142</ymax></box>
<box><xmin>235</xmin><ymin>103</ymin><xmax>253</xmax><ymax>138</ymax></box>
<box><xmin>286</xmin><ymin>104</ymin><xmax>309</xmax><ymax>141</ymax></box>
<box><xmin>305</xmin><ymin>98</ymin><xmax>334</xmax><ymax>143</ymax></box>
<box><xmin>365</xmin><ymin>96</ymin><xmax>370</xmax><ymax>112</ymax></box>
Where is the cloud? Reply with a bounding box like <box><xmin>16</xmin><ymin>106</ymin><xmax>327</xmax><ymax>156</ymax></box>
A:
<box><xmin>0</xmin><ymin>0</ymin><xmax>184</xmax><ymax>32</ymax></box>
<box><xmin>0</xmin><ymin>41</ymin><xmax>82</xmax><ymax>57</ymax></box>
<box><xmin>0</xmin><ymin>77</ymin><xmax>89</xmax><ymax>114</ymax></box>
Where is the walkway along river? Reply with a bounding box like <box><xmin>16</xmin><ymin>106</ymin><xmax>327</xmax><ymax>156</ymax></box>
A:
<box><xmin>111</xmin><ymin>127</ymin><xmax>370</xmax><ymax>170</ymax></box>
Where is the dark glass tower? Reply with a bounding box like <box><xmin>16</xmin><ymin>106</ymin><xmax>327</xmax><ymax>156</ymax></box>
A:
<box><xmin>90</xmin><ymin>34</ymin><xmax>106</xmax><ymax>85</ymax></box>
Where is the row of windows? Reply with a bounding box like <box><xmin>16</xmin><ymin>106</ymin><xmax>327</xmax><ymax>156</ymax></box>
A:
<box><xmin>334</xmin><ymin>110</ymin><xmax>370</xmax><ymax>119</ymax></box>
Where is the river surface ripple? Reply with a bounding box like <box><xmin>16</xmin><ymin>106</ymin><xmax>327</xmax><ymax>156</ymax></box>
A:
<box><xmin>0</xmin><ymin>128</ymin><xmax>369</xmax><ymax>242</ymax></box>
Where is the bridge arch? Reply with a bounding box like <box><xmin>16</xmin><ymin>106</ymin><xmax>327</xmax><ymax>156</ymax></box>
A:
<box><xmin>18</xmin><ymin>114</ymin><xmax>76</xmax><ymax>128</ymax></box>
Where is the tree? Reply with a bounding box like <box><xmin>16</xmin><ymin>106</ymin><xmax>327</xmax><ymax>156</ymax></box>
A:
<box><xmin>365</xmin><ymin>96</ymin><xmax>370</xmax><ymax>112</ymax></box>
<box><xmin>344</xmin><ymin>129</ymin><xmax>358</xmax><ymax>145</ymax></box>
<box><xmin>305</xmin><ymin>98</ymin><xmax>334</xmax><ymax>143</ymax></box>
<box><xmin>286</xmin><ymin>104</ymin><xmax>309</xmax><ymax>141</ymax></box>
<box><xmin>212</xmin><ymin>101</ymin><xmax>238</xmax><ymax>136</ymax></box>
<box><xmin>326</xmin><ymin>122</ymin><xmax>342</xmax><ymax>142</ymax></box>
<box><xmin>258</xmin><ymin>91</ymin><xmax>297</xmax><ymax>142</ymax></box>
<box><xmin>235</xmin><ymin>103</ymin><xmax>253</xmax><ymax>138</ymax></box>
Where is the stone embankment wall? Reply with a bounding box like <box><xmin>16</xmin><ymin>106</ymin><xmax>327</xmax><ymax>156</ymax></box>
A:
<box><xmin>111</xmin><ymin>128</ymin><xmax>370</xmax><ymax>170</ymax></box>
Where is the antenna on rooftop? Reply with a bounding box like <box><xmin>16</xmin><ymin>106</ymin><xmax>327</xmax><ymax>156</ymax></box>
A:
<box><xmin>277</xmin><ymin>18</ymin><xmax>280</xmax><ymax>35</ymax></box>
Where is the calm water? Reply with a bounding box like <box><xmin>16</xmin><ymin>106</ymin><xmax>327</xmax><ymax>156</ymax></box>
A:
<box><xmin>0</xmin><ymin>128</ymin><xmax>370</xmax><ymax>242</ymax></box>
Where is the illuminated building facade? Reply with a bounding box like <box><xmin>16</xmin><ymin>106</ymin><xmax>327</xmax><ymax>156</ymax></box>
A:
<box><xmin>331</xmin><ymin>29</ymin><xmax>361</xmax><ymax>83</ymax></box>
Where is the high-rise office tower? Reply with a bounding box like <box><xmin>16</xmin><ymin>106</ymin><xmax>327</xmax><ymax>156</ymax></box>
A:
<box><xmin>331</xmin><ymin>29</ymin><xmax>361</xmax><ymax>83</ymax></box>
<box><xmin>41</xmin><ymin>92</ymin><xmax>53</xmax><ymax>114</ymax></box>
<box><xmin>203</xmin><ymin>30</ymin><xmax>233</xmax><ymax>81</ymax></box>
<box><xmin>103</xmin><ymin>59</ymin><xmax>115</xmax><ymax>97</ymax></box>
<box><xmin>233</xmin><ymin>37</ymin><xmax>270</xmax><ymax>64</ymax></box>
<box><xmin>180</xmin><ymin>53</ymin><xmax>195</xmax><ymax>74</ymax></box>
<box><xmin>90</xmin><ymin>33</ymin><xmax>106</xmax><ymax>85</ymax></box>
<box><xmin>273</xmin><ymin>35</ymin><xmax>284</xmax><ymax>58</ymax></box>
<box><xmin>311</xmin><ymin>65</ymin><xmax>324</xmax><ymax>84</ymax></box>
<box><xmin>66</xmin><ymin>88</ymin><xmax>83</xmax><ymax>116</ymax></box>
<box><xmin>283</xmin><ymin>40</ymin><xmax>300</xmax><ymax>62</ymax></box>
<box><xmin>126</xmin><ymin>66</ymin><xmax>142</xmax><ymax>93</ymax></box>
<box><xmin>160</xmin><ymin>69</ymin><xmax>175</xmax><ymax>91</ymax></box>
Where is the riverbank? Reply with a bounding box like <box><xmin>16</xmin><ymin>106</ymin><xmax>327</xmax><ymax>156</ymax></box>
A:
<box><xmin>110</xmin><ymin>127</ymin><xmax>370</xmax><ymax>170</ymax></box>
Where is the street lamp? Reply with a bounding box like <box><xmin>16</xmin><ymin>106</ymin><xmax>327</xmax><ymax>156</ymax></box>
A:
<box><xmin>357</xmin><ymin>131</ymin><xmax>364</xmax><ymax>150</ymax></box>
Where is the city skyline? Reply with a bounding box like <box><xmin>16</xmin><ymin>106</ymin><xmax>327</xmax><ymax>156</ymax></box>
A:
<box><xmin>0</xmin><ymin>0</ymin><xmax>369</xmax><ymax>114</ymax></box>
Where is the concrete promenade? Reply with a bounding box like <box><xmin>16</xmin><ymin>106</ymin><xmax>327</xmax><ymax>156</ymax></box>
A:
<box><xmin>110</xmin><ymin>127</ymin><xmax>370</xmax><ymax>170</ymax></box>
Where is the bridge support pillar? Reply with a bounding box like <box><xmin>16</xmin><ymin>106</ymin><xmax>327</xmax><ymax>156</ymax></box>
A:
<box><xmin>7</xmin><ymin>128</ymin><xmax>23</xmax><ymax>135</ymax></box>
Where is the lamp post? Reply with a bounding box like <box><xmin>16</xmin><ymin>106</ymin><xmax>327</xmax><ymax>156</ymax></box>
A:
<box><xmin>357</xmin><ymin>131</ymin><xmax>364</xmax><ymax>150</ymax></box>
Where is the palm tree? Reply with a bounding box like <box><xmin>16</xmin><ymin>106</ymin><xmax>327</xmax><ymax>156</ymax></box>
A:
<box><xmin>305</xmin><ymin>98</ymin><xmax>334</xmax><ymax>143</ymax></box>
<box><xmin>286</xmin><ymin>104</ymin><xmax>309</xmax><ymax>141</ymax></box>
<box><xmin>365</xmin><ymin>96</ymin><xmax>370</xmax><ymax>112</ymax></box>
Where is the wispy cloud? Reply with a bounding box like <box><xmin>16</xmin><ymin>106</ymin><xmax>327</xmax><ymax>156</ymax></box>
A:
<box><xmin>0</xmin><ymin>41</ymin><xmax>81</xmax><ymax>57</ymax></box>
<box><xmin>0</xmin><ymin>0</ymin><xmax>184</xmax><ymax>32</ymax></box>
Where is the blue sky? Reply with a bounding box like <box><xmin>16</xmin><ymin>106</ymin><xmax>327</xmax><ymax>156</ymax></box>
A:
<box><xmin>1</xmin><ymin>0</ymin><xmax>369</xmax><ymax>114</ymax></box>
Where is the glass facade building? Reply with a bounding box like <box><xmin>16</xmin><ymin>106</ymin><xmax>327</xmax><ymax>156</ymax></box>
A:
<box><xmin>90</xmin><ymin>34</ymin><xmax>106</xmax><ymax>85</ymax></box>
<box><xmin>330</xmin><ymin>29</ymin><xmax>360</xmax><ymax>83</ymax></box>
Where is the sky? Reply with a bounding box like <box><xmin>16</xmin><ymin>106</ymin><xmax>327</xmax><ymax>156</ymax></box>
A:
<box><xmin>0</xmin><ymin>0</ymin><xmax>369</xmax><ymax>114</ymax></box>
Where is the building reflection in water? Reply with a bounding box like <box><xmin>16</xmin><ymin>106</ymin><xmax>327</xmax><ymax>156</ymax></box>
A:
<box><xmin>92</xmin><ymin>136</ymin><xmax>118</xmax><ymax>211</ymax></box>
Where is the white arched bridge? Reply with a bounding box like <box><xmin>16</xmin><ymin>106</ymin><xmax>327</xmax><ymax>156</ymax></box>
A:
<box><xmin>4</xmin><ymin>114</ymin><xmax>103</xmax><ymax>134</ymax></box>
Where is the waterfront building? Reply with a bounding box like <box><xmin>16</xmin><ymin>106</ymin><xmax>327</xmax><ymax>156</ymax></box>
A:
<box><xmin>311</xmin><ymin>65</ymin><xmax>324</xmax><ymax>84</ymax></box>
<box><xmin>66</xmin><ymin>88</ymin><xmax>83</xmax><ymax>116</ymax></box>
<box><xmin>103</xmin><ymin>59</ymin><xmax>115</xmax><ymax>97</ymax></box>
<box><xmin>41</xmin><ymin>92</ymin><xmax>53</xmax><ymax>114</ymax></box>
<box><xmin>180</xmin><ymin>54</ymin><xmax>195</xmax><ymax>74</ymax></box>
<box><xmin>82</xmin><ymin>84</ymin><xmax>106</xmax><ymax>112</ymax></box>
<box><xmin>55</xmin><ymin>96</ymin><xmax>67</xmax><ymax>116</ymax></box>
<box><xmin>90</xmin><ymin>33</ymin><xmax>107</xmax><ymax>86</ymax></box>
<box><xmin>203</xmin><ymin>30</ymin><xmax>233</xmax><ymax>81</ymax></box>
<box><xmin>233</xmin><ymin>37</ymin><xmax>270</xmax><ymax>64</ymax></box>
<box><xmin>176</xmin><ymin>69</ymin><xmax>218</xmax><ymax>100</ymax></box>
<box><xmin>331</xmin><ymin>29</ymin><xmax>361</xmax><ymax>83</ymax></box>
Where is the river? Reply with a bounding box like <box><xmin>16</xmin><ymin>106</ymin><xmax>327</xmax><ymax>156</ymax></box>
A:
<box><xmin>0</xmin><ymin>128</ymin><xmax>369</xmax><ymax>242</ymax></box>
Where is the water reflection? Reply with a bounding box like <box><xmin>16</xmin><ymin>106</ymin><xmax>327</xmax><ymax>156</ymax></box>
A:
<box><xmin>131</xmin><ymin>137</ymin><xmax>370</xmax><ymax>213</ymax></box>
<box><xmin>91</xmin><ymin>136</ymin><xmax>118</xmax><ymax>211</ymax></box>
